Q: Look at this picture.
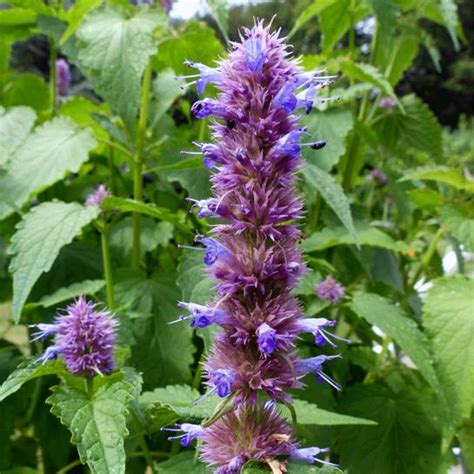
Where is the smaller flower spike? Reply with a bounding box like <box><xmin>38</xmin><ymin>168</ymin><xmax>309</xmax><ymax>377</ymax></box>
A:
<box><xmin>297</xmin><ymin>318</ymin><xmax>350</xmax><ymax>348</ymax></box>
<box><xmin>85</xmin><ymin>184</ymin><xmax>110</xmax><ymax>208</ymax></box>
<box><xmin>296</xmin><ymin>355</ymin><xmax>342</xmax><ymax>391</ymax></box>
<box><xmin>316</xmin><ymin>275</ymin><xmax>345</xmax><ymax>304</ymax></box>
<box><xmin>56</xmin><ymin>58</ymin><xmax>71</xmax><ymax>98</ymax></box>
<box><xmin>174</xmin><ymin>302</ymin><xmax>231</xmax><ymax>328</ymax></box>
<box><xmin>31</xmin><ymin>296</ymin><xmax>117</xmax><ymax>377</ymax></box>
<box><xmin>290</xmin><ymin>446</ymin><xmax>338</xmax><ymax>467</ymax></box>
<box><xmin>162</xmin><ymin>423</ymin><xmax>205</xmax><ymax>447</ymax></box>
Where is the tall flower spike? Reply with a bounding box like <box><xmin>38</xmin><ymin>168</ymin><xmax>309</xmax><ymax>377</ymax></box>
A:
<box><xmin>31</xmin><ymin>296</ymin><xmax>118</xmax><ymax>377</ymax></box>
<box><xmin>173</xmin><ymin>20</ymin><xmax>342</xmax><ymax>471</ymax></box>
<box><xmin>56</xmin><ymin>58</ymin><xmax>71</xmax><ymax>98</ymax></box>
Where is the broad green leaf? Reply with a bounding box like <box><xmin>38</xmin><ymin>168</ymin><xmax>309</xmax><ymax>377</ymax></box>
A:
<box><xmin>338</xmin><ymin>384</ymin><xmax>445</xmax><ymax>474</ymax></box>
<box><xmin>60</xmin><ymin>0</ymin><xmax>102</xmax><ymax>44</ymax></box>
<box><xmin>36</xmin><ymin>13</ymin><xmax>67</xmax><ymax>42</ymax></box>
<box><xmin>1</xmin><ymin>1</ymin><xmax>52</xmax><ymax>15</ymax></box>
<box><xmin>340</xmin><ymin>60</ymin><xmax>396</xmax><ymax>98</ymax></box>
<box><xmin>157</xmin><ymin>452</ymin><xmax>209</xmax><ymax>473</ymax></box>
<box><xmin>151</xmin><ymin>68</ymin><xmax>185</xmax><ymax>126</ymax></box>
<box><xmin>77</xmin><ymin>7</ymin><xmax>166</xmax><ymax>128</ymax></box>
<box><xmin>373</xmin><ymin>94</ymin><xmax>442</xmax><ymax>161</ymax></box>
<box><xmin>36</xmin><ymin>279</ymin><xmax>105</xmax><ymax>308</ymax></box>
<box><xmin>288</xmin><ymin>0</ymin><xmax>339</xmax><ymax>37</ymax></box>
<box><xmin>206</xmin><ymin>0</ymin><xmax>229</xmax><ymax>42</ymax></box>
<box><xmin>302</xmin><ymin>221</ymin><xmax>410</xmax><ymax>252</ymax></box>
<box><xmin>407</xmin><ymin>188</ymin><xmax>443</xmax><ymax>211</ymax></box>
<box><xmin>47</xmin><ymin>377</ymin><xmax>133</xmax><ymax>474</ymax></box>
<box><xmin>370</xmin><ymin>0</ymin><xmax>400</xmax><ymax>68</ymax></box>
<box><xmin>350</xmin><ymin>293</ymin><xmax>441</xmax><ymax>393</ymax></box>
<box><xmin>283</xmin><ymin>399</ymin><xmax>376</xmax><ymax>426</ymax></box>
<box><xmin>423</xmin><ymin>276</ymin><xmax>474</xmax><ymax>425</ymax></box>
<box><xmin>440</xmin><ymin>205</ymin><xmax>474</xmax><ymax>252</ymax></box>
<box><xmin>302</xmin><ymin>107</ymin><xmax>353</xmax><ymax>171</ymax></box>
<box><xmin>243</xmin><ymin>461</ymin><xmax>341</xmax><ymax>473</ymax></box>
<box><xmin>3</xmin><ymin>73</ymin><xmax>50</xmax><ymax>111</ymax></box>
<box><xmin>152</xmin><ymin>20</ymin><xmax>223</xmax><ymax>75</ymax></box>
<box><xmin>399</xmin><ymin>166</ymin><xmax>474</xmax><ymax>192</ymax></box>
<box><xmin>140</xmin><ymin>384</ymin><xmax>220</xmax><ymax>426</ymax></box>
<box><xmin>423</xmin><ymin>0</ymin><xmax>460</xmax><ymax>50</ymax></box>
<box><xmin>8</xmin><ymin>201</ymin><xmax>99</xmax><ymax>321</ymax></box>
<box><xmin>387</xmin><ymin>34</ymin><xmax>419</xmax><ymax>85</ymax></box>
<box><xmin>301</xmin><ymin>163</ymin><xmax>357</xmax><ymax>244</ymax></box>
<box><xmin>0</xmin><ymin>106</ymin><xmax>36</xmax><ymax>166</ymax></box>
<box><xmin>419</xmin><ymin>29</ymin><xmax>441</xmax><ymax>72</ymax></box>
<box><xmin>0</xmin><ymin>8</ymin><xmax>37</xmax><ymax>26</ymax></box>
<box><xmin>458</xmin><ymin>417</ymin><xmax>474</xmax><ymax>471</ymax></box>
<box><xmin>0</xmin><ymin>359</ymin><xmax>67</xmax><ymax>402</ymax></box>
<box><xmin>0</xmin><ymin>117</ymin><xmax>96</xmax><ymax>220</ymax></box>
<box><xmin>318</xmin><ymin>0</ymin><xmax>350</xmax><ymax>52</ymax></box>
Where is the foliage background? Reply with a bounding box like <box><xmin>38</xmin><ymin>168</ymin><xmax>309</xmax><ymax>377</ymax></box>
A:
<box><xmin>0</xmin><ymin>0</ymin><xmax>473</xmax><ymax>473</ymax></box>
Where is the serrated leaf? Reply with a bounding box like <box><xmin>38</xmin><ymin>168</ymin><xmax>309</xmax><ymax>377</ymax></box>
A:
<box><xmin>288</xmin><ymin>0</ymin><xmax>339</xmax><ymax>38</ymax></box>
<box><xmin>302</xmin><ymin>221</ymin><xmax>410</xmax><ymax>252</ymax></box>
<box><xmin>206</xmin><ymin>0</ymin><xmax>229</xmax><ymax>42</ymax></box>
<box><xmin>423</xmin><ymin>276</ymin><xmax>474</xmax><ymax>426</ymax></box>
<box><xmin>350</xmin><ymin>293</ymin><xmax>441</xmax><ymax>394</ymax></box>
<box><xmin>60</xmin><ymin>0</ymin><xmax>102</xmax><ymax>44</ymax></box>
<box><xmin>302</xmin><ymin>107</ymin><xmax>353</xmax><ymax>171</ymax></box>
<box><xmin>301</xmin><ymin>163</ymin><xmax>357</xmax><ymax>244</ymax></box>
<box><xmin>47</xmin><ymin>377</ymin><xmax>133</xmax><ymax>474</ymax></box>
<box><xmin>151</xmin><ymin>68</ymin><xmax>185</xmax><ymax>126</ymax></box>
<box><xmin>387</xmin><ymin>34</ymin><xmax>419</xmax><ymax>85</ymax></box>
<box><xmin>0</xmin><ymin>359</ymin><xmax>67</xmax><ymax>402</ymax></box>
<box><xmin>318</xmin><ymin>0</ymin><xmax>351</xmax><ymax>53</ymax></box>
<box><xmin>77</xmin><ymin>7</ymin><xmax>166</xmax><ymax>128</ymax></box>
<box><xmin>373</xmin><ymin>94</ymin><xmax>442</xmax><ymax>161</ymax></box>
<box><xmin>338</xmin><ymin>384</ymin><xmax>445</xmax><ymax>474</ymax></box>
<box><xmin>283</xmin><ymin>399</ymin><xmax>376</xmax><ymax>426</ymax></box>
<box><xmin>36</xmin><ymin>279</ymin><xmax>105</xmax><ymax>308</ymax></box>
<box><xmin>407</xmin><ymin>188</ymin><xmax>443</xmax><ymax>211</ymax></box>
<box><xmin>3</xmin><ymin>73</ymin><xmax>50</xmax><ymax>111</ymax></box>
<box><xmin>399</xmin><ymin>166</ymin><xmax>474</xmax><ymax>192</ymax></box>
<box><xmin>440</xmin><ymin>205</ymin><xmax>474</xmax><ymax>252</ymax></box>
<box><xmin>157</xmin><ymin>452</ymin><xmax>209</xmax><ymax>473</ymax></box>
<box><xmin>8</xmin><ymin>201</ymin><xmax>99</xmax><ymax>321</ymax></box>
<box><xmin>0</xmin><ymin>106</ymin><xmax>36</xmax><ymax>166</ymax></box>
<box><xmin>0</xmin><ymin>117</ymin><xmax>96</xmax><ymax>220</ymax></box>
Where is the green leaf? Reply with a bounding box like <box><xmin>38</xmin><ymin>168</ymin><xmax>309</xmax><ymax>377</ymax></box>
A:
<box><xmin>302</xmin><ymin>221</ymin><xmax>410</xmax><ymax>252</ymax></box>
<box><xmin>302</xmin><ymin>107</ymin><xmax>353</xmax><ymax>171</ymax></box>
<box><xmin>60</xmin><ymin>0</ymin><xmax>102</xmax><ymax>44</ymax></box>
<box><xmin>440</xmin><ymin>205</ymin><xmax>474</xmax><ymax>252</ymax></box>
<box><xmin>0</xmin><ymin>359</ymin><xmax>67</xmax><ymax>402</ymax></box>
<box><xmin>341</xmin><ymin>60</ymin><xmax>396</xmax><ymax>98</ymax></box>
<box><xmin>157</xmin><ymin>452</ymin><xmax>209</xmax><ymax>473</ymax></box>
<box><xmin>423</xmin><ymin>276</ymin><xmax>474</xmax><ymax>426</ymax></box>
<box><xmin>151</xmin><ymin>68</ymin><xmax>185</xmax><ymax>125</ymax></box>
<box><xmin>350</xmin><ymin>293</ymin><xmax>441</xmax><ymax>393</ymax></box>
<box><xmin>0</xmin><ymin>106</ymin><xmax>36</xmax><ymax>166</ymax></box>
<box><xmin>318</xmin><ymin>0</ymin><xmax>351</xmax><ymax>53</ymax></box>
<box><xmin>152</xmin><ymin>20</ymin><xmax>223</xmax><ymax>75</ymax></box>
<box><xmin>458</xmin><ymin>417</ymin><xmax>474</xmax><ymax>471</ymax></box>
<box><xmin>386</xmin><ymin>34</ymin><xmax>419</xmax><ymax>85</ymax></box>
<box><xmin>407</xmin><ymin>188</ymin><xmax>443</xmax><ymax>211</ymax></box>
<box><xmin>399</xmin><ymin>166</ymin><xmax>474</xmax><ymax>192</ymax></box>
<box><xmin>77</xmin><ymin>7</ymin><xmax>166</xmax><ymax>128</ymax></box>
<box><xmin>8</xmin><ymin>201</ymin><xmax>99</xmax><ymax>321</ymax></box>
<box><xmin>3</xmin><ymin>73</ymin><xmax>50</xmax><ymax>111</ymax></box>
<box><xmin>47</xmin><ymin>377</ymin><xmax>133</xmax><ymax>474</ymax></box>
<box><xmin>288</xmin><ymin>0</ymin><xmax>339</xmax><ymax>37</ymax></box>
<box><xmin>283</xmin><ymin>399</ymin><xmax>376</xmax><ymax>426</ymax></box>
<box><xmin>373</xmin><ymin>94</ymin><xmax>442</xmax><ymax>161</ymax></box>
<box><xmin>301</xmin><ymin>163</ymin><xmax>357</xmax><ymax>244</ymax></box>
<box><xmin>338</xmin><ymin>384</ymin><xmax>445</xmax><ymax>474</ymax></box>
<box><xmin>243</xmin><ymin>461</ymin><xmax>341</xmax><ymax>473</ymax></box>
<box><xmin>370</xmin><ymin>0</ymin><xmax>400</xmax><ymax>68</ymax></box>
<box><xmin>0</xmin><ymin>117</ymin><xmax>96</xmax><ymax>220</ymax></box>
<box><xmin>206</xmin><ymin>0</ymin><xmax>229</xmax><ymax>42</ymax></box>
<box><xmin>0</xmin><ymin>8</ymin><xmax>37</xmax><ymax>26</ymax></box>
<box><xmin>36</xmin><ymin>279</ymin><xmax>105</xmax><ymax>308</ymax></box>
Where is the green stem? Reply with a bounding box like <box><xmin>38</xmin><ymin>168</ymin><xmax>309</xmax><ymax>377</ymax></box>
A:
<box><xmin>56</xmin><ymin>459</ymin><xmax>81</xmax><ymax>474</ymax></box>
<box><xmin>308</xmin><ymin>193</ymin><xmax>322</xmax><ymax>232</ymax></box>
<box><xmin>86</xmin><ymin>377</ymin><xmax>94</xmax><ymax>397</ymax></box>
<box><xmin>97</xmin><ymin>137</ymin><xmax>134</xmax><ymax>160</ymax></box>
<box><xmin>132</xmin><ymin>410</ymin><xmax>157</xmax><ymax>474</ymax></box>
<box><xmin>108</xmin><ymin>148</ymin><xmax>118</xmax><ymax>195</ymax></box>
<box><xmin>132</xmin><ymin>62</ymin><xmax>152</xmax><ymax>270</ymax></box>
<box><xmin>49</xmin><ymin>38</ymin><xmax>57</xmax><ymax>114</ymax></box>
<box><xmin>101</xmin><ymin>224</ymin><xmax>115</xmax><ymax>310</ymax></box>
<box><xmin>410</xmin><ymin>226</ymin><xmax>445</xmax><ymax>287</ymax></box>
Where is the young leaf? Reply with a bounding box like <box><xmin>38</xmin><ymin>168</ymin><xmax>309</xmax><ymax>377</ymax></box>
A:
<box><xmin>350</xmin><ymin>293</ymin><xmax>441</xmax><ymax>394</ymax></box>
<box><xmin>399</xmin><ymin>166</ymin><xmax>474</xmax><ymax>192</ymax></box>
<box><xmin>60</xmin><ymin>0</ymin><xmax>102</xmax><ymax>44</ymax></box>
<box><xmin>206</xmin><ymin>0</ymin><xmax>229</xmax><ymax>42</ymax></box>
<box><xmin>288</xmin><ymin>0</ymin><xmax>339</xmax><ymax>38</ymax></box>
<box><xmin>301</xmin><ymin>163</ymin><xmax>357</xmax><ymax>244</ymax></box>
<box><xmin>36</xmin><ymin>279</ymin><xmax>106</xmax><ymax>308</ymax></box>
<box><xmin>76</xmin><ymin>7</ymin><xmax>166</xmax><ymax>128</ymax></box>
<box><xmin>423</xmin><ymin>276</ymin><xmax>474</xmax><ymax>426</ymax></box>
<box><xmin>47</xmin><ymin>377</ymin><xmax>133</xmax><ymax>474</ymax></box>
<box><xmin>440</xmin><ymin>205</ymin><xmax>474</xmax><ymax>252</ymax></box>
<box><xmin>8</xmin><ymin>201</ymin><xmax>99</xmax><ymax>322</ymax></box>
<box><xmin>0</xmin><ymin>359</ymin><xmax>67</xmax><ymax>402</ymax></box>
<box><xmin>0</xmin><ymin>117</ymin><xmax>96</xmax><ymax>220</ymax></box>
<box><xmin>318</xmin><ymin>0</ymin><xmax>351</xmax><ymax>53</ymax></box>
<box><xmin>0</xmin><ymin>106</ymin><xmax>36</xmax><ymax>166</ymax></box>
<box><xmin>151</xmin><ymin>68</ymin><xmax>185</xmax><ymax>125</ymax></box>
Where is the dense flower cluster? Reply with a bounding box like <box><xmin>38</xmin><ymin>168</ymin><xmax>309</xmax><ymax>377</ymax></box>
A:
<box><xmin>56</xmin><ymin>58</ymin><xmax>71</xmax><ymax>98</ymax></box>
<box><xmin>85</xmin><ymin>184</ymin><xmax>110</xmax><ymax>208</ymax></box>
<box><xmin>316</xmin><ymin>275</ymin><xmax>345</xmax><ymax>304</ymax></box>
<box><xmin>31</xmin><ymin>296</ymin><xmax>117</xmax><ymax>377</ymax></box>
<box><xmin>171</xmin><ymin>21</ymin><xmax>344</xmax><ymax>472</ymax></box>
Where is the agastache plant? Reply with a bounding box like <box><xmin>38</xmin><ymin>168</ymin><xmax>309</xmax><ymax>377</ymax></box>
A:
<box><xmin>170</xmin><ymin>20</ymin><xmax>344</xmax><ymax>472</ymax></box>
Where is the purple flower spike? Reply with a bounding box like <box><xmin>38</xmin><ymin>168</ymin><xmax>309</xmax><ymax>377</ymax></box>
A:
<box><xmin>243</xmin><ymin>27</ymin><xmax>267</xmax><ymax>72</ymax></box>
<box><xmin>316</xmin><ymin>276</ymin><xmax>345</xmax><ymax>304</ymax></box>
<box><xmin>85</xmin><ymin>184</ymin><xmax>110</xmax><ymax>209</ymax></box>
<box><xmin>162</xmin><ymin>423</ymin><xmax>205</xmax><ymax>447</ymax></box>
<box><xmin>210</xmin><ymin>369</ymin><xmax>235</xmax><ymax>398</ymax></box>
<box><xmin>297</xmin><ymin>318</ymin><xmax>350</xmax><ymax>348</ymax></box>
<box><xmin>290</xmin><ymin>446</ymin><xmax>338</xmax><ymax>467</ymax></box>
<box><xmin>379</xmin><ymin>96</ymin><xmax>395</xmax><ymax>110</ymax></box>
<box><xmin>175</xmin><ymin>302</ymin><xmax>231</xmax><ymax>328</ymax></box>
<box><xmin>56</xmin><ymin>58</ymin><xmax>71</xmax><ymax>98</ymax></box>
<box><xmin>256</xmin><ymin>323</ymin><xmax>277</xmax><ymax>355</ymax></box>
<box><xmin>273</xmin><ymin>80</ymin><xmax>299</xmax><ymax>112</ymax></box>
<box><xmin>296</xmin><ymin>355</ymin><xmax>342</xmax><ymax>391</ymax></box>
<box><xmin>33</xmin><ymin>296</ymin><xmax>117</xmax><ymax>377</ymax></box>
<box><xmin>369</xmin><ymin>168</ymin><xmax>388</xmax><ymax>187</ymax></box>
